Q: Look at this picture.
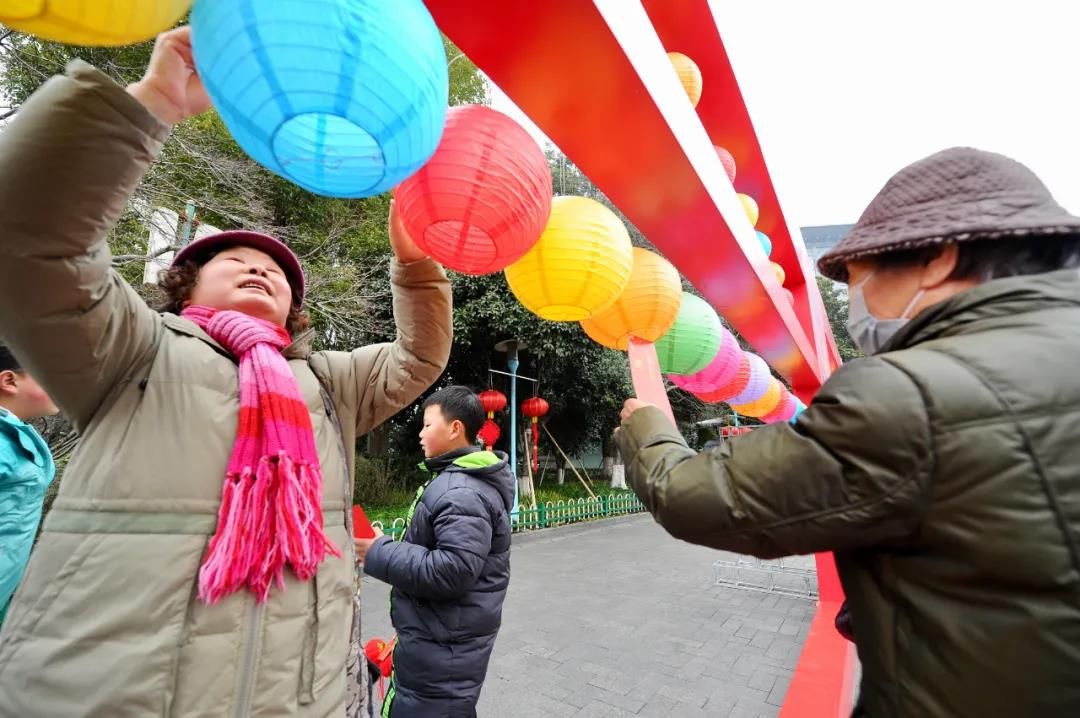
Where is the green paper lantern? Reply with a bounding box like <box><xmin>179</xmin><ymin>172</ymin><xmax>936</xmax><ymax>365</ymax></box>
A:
<box><xmin>656</xmin><ymin>293</ymin><xmax>723</xmax><ymax>375</ymax></box>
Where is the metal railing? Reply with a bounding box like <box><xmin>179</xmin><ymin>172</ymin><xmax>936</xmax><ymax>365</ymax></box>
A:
<box><xmin>371</xmin><ymin>493</ymin><xmax>645</xmax><ymax>539</ymax></box>
<box><xmin>713</xmin><ymin>556</ymin><xmax>818</xmax><ymax>600</ymax></box>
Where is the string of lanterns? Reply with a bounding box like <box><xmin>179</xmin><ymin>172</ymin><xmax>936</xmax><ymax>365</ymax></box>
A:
<box><xmin>17</xmin><ymin>2</ymin><xmax>813</xmax><ymax>427</ymax></box>
<box><xmin>668</xmin><ymin>51</ymin><xmax>794</xmax><ymax>309</ymax></box>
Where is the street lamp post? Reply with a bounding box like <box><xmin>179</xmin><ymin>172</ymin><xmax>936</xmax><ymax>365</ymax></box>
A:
<box><xmin>494</xmin><ymin>338</ymin><xmax>526</xmax><ymax>519</ymax></box>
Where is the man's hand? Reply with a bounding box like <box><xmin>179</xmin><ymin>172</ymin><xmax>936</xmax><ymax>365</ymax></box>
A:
<box><xmin>126</xmin><ymin>27</ymin><xmax>212</xmax><ymax>126</ymax></box>
<box><xmin>354</xmin><ymin>526</ymin><xmax>385</xmax><ymax>563</ymax></box>
<box><xmin>387</xmin><ymin>199</ymin><xmax>428</xmax><ymax>263</ymax></box>
<box><xmin>621</xmin><ymin>398</ymin><xmax>653</xmax><ymax>424</ymax></box>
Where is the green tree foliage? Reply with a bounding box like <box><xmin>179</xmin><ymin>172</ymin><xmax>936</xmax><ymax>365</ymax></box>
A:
<box><xmin>0</xmin><ymin>27</ymin><xmax>488</xmax><ymax>479</ymax></box>
<box><xmin>817</xmin><ymin>276</ymin><xmax>860</xmax><ymax>362</ymax></box>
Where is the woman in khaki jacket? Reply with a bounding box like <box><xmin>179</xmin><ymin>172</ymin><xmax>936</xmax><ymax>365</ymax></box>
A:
<box><xmin>0</xmin><ymin>28</ymin><xmax>452</xmax><ymax>717</ymax></box>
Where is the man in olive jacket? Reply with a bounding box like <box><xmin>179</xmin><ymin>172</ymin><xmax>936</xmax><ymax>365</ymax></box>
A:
<box><xmin>617</xmin><ymin>148</ymin><xmax>1080</xmax><ymax>717</ymax></box>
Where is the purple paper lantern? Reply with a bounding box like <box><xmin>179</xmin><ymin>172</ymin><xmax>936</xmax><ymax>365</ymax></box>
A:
<box><xmin>728</xmin><ymin>353</ymin><xmax>772</xmax><ymax>406</ymax></box>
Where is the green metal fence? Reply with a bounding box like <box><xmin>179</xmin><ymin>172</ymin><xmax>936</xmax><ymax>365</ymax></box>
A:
<box><xmin>372</xmin><ymin>493</ymin><xmax>645</xmax><ymax>539</ymax></box>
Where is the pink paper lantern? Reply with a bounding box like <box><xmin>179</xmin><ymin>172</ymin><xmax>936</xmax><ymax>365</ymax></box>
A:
<box><xmin>761</xmin><ymin>389</ymin><xmax>797</xmax><ymax>424</ymax></box>
<box><xmin>695</xmin><ymin>352</ymin><xmax>751</xmax><ymax>403</ymax></box>
<box><xmin>714</xmin><ymin>145</ymin><xmax>737</xmax><ymax>183</ymax></box>
<box><xmin>728</xmin><ymin>352</ymin><xmax>772</xmax><ymax>406</ymax></box>
<box><xmin>669</xmin><ymin>327</ymin><xmax>741</xmax><ymax>393</ymax></box>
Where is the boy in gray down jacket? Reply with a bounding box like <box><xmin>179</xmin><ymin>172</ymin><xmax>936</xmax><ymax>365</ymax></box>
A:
<box><xmin>357</xmin><ymin>386</ymin><xmax>515</xmax><ymax>717</ymax></box>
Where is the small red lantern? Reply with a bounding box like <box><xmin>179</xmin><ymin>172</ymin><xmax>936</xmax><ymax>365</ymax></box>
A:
<box><xmin>720</xmin><ymin>425</ymin><xmax>754</xmax><ymax>439</ymax></box>
<box><xmin>364</xmin><ymin>636</ymin><xmax>395</xmax><ymax>699</ymax></box>
<box><xmin>477</xmin><ymin>419</ymin><xmax>501</xmax><ymax>451</ymax></box>
<box><xmin>478</xmin><ymin>388</ymin><xmax>508</xmax><ymax>416</ymax></box>
<box><xmin>521</xmin><ymin>396</ymin><xmax>550</xmax><ymax>472</ymax></box>
<box><xmin>394</xmin><ymin>105</ymin><xmax>553</xmax><ymax>275</ymax></box>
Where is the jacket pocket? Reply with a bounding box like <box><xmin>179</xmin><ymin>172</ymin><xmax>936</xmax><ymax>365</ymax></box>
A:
<box><xmin>0</xmin><ymin>532</ymin><xmax>99</xmax><ymax>656</ymax></box>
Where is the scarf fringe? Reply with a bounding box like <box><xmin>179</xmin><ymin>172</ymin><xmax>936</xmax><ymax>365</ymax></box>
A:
<box><xmin>199</xmin><ymin>453</ymin><xmax>341</xmax><ymax>605</ymax></box>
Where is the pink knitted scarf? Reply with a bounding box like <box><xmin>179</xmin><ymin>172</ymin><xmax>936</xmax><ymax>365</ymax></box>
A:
<box><xmin>182</xmin><ymin>306</ymin><xmax>340</xmax><ymax>604</ymax></box>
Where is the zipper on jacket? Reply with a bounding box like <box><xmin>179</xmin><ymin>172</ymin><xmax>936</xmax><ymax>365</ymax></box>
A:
<box><xmin>234</xmin><ymin>598</ymin><xmax>264</xmax><ymax>718</ymax></box>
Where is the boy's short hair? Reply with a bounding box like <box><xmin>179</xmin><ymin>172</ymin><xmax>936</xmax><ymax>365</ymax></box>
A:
<box><xmin>423</xmin><ymin>386</ymin><xmax>485</xmax><ymax>443</ymax></box>
<box><xmin>0</xmin><ymin>344</ymin><xmax>22</xmax><ymax>373</ymax></box>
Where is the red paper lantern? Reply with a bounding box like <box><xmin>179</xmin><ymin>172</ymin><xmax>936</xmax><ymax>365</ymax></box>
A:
<box><xmin>714</xmin><ymin>145</ymin><xmax>737</xmax><ymax>183</ymax></box>
<box><xmin>521</xmin><ymin>396</ymin><xmax>550</xmax><ymax>472</ymax></box>
<box><xmin>478</xmin><ymin>388</ymin><xmax>508</xmax><ymax>416</ymax></box>
<box><xmin>521</xmin><ymin>396</ymin><xmax>549</xmax><ymax>419</ymax></box>
<box><xmin>695</xmin><ymin>353</ymin><xmax>752</xmax><ymax>403</ymax></box>
<box><xmin>364</xmin><ymin>637</ymin><xmax>395</xmax><ymax>700</ymax></box>
<box><xmin>395</xmin><ymin>105</ymin><xmax>553</xmax><ymax>275</ymax></box>
<box><xmin>477</xmin><ymin>419</ymin><xmax>501</xmax><ymax>450</ymax></box>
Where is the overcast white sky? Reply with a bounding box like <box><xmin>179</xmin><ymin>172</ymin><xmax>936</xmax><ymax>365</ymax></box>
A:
<box><xmin>490</xmin><ymin>0</ymin><xmax>1079</xmax><ymax>227</ymax></box>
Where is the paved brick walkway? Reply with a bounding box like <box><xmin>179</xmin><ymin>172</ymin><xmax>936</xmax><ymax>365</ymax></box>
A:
<box><xmin>361</xmin><ymin>513</ymin><xmax>814</xmax><ymax>717</ymax></box>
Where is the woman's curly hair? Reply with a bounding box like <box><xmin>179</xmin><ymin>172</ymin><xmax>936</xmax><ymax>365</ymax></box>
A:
<box><xmin>157</xmin><ymin>253</ymin><xmax>311</xmax><ymax>337</ymax></box>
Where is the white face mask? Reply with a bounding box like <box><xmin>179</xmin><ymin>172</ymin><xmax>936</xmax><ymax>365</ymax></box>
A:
<box><xmin>846</xmin><ymin>271</ymin><xmax>925</xmax><ymax>355</ymax></box>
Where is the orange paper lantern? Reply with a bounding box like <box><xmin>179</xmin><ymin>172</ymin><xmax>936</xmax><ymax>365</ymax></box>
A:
<box><xmin>731</xmin><ymin>378</ymin><xmax>783</xmax><ymax>418</ymax></box>
<box><xmin>667</xmin><ymin>52</ymin><xmax>703</xmax><ymax>108</ymax></box>
<box><xmin>580</xmin><ymin>248</ymin><xmax>682</xmax><ymax>350</ymax></box>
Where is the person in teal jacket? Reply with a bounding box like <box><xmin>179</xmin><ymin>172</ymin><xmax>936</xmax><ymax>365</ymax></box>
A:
<box><xmin>0</xmin><ymin>344</ymin><xmax>58</xmax><ymax>625</ymax></box>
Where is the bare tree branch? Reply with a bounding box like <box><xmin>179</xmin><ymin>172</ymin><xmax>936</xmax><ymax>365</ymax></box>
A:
<box><xmin>111</xmin><ymin>244</ymin><xmax>178</xmax><ymax>265</ymax></box>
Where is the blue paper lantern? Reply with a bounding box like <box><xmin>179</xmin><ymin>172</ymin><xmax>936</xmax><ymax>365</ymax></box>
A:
<box><xmin>756</xmin><ymin>231</ymin><xmax>773</xmax><ymax>257</ymax></box>
<box><xmin>192</xmin><ymin>0</ymin><xmax>449</xmax><ymax>198</ymax></box>
<box><xmin>789</xmin><ymin>399</ymin><xmax>807</xmax><ymax>423</ymax></box>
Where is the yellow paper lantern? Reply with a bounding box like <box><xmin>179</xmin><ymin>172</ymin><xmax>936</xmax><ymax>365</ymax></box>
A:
<box><xmin>771</xmin><ymin>262</ymin><xmax>786</xmax><ymax>285</ymax></box>
<box><xmin>1</xmin><ymin>1</ymin><xmax>193</xmax><ymax>46</ymax></box>
<box><xmin>731</xmin><ymin>378</ymin><xmax>783</xmax><ymax>418</ymax></box>
<box><xmin>506</xmin><ymin>196</ymin><xmax>634</xmax><ymax>321</ymax></box>
<box><xmin>738</xmin><ymin>193</ymin><xmax>759</xmax><ymax>227</ymax></box>
<box><xmin>580</xmin><ymin>248</ymin><xmax>682</xmax><ymax>349</ymax></box>
<box><xmin>667</xmin><ymin>52</ymin><xmax>703</xmax><ymax>108</ymax></box>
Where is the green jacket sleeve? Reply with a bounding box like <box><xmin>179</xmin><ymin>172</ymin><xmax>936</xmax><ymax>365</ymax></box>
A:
<box><xmin>0</xmin><ymin>62</ymin><xmax>167</xmax><ymax>432</ymax></box>
<box><xmin>616</xmin><ymin>358</ymin><xmax>934</xmax><ymax>558</ymax></box>
<box><xmin>312</xmin><ymin>256</ymin><xmax>452</xmax><ymax>437</ymax></box>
